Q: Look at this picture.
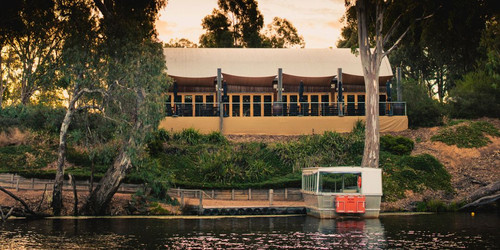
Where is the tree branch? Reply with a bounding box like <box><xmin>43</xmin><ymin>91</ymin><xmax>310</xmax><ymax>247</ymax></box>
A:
<box><xmin>92</xmin><ymin>0</ymin><xmax>110</xmax><ymax>18</ymax></box>
<box><xmin>76</xmin><ymin>105</ymin><xmax>103</xmax><ymax>112</ymax></box>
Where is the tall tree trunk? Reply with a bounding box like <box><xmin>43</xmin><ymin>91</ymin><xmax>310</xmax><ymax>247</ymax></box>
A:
<box><xmin>357</xmin><ymin>0</ymin><xmax>382</xmax><ymax>168</ymax></box>
<box><xmin>80</xmin><ymin>148</ymin><xmax>132</xmax><ymax>215</ymax></box>
<box><xmin>52</xmin><ymin>84</ymin><xmax>83</xmax><ymax>215</ymax></box>
<box><xmin>51</xmin><ymin>102</ymin><xmax>75</xmax><ymax>215</ymax></box>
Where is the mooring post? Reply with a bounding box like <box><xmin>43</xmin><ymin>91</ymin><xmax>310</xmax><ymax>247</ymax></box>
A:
<box><xmin>180</xmin><ymin>191</ymin><xmax>185</xmax><ymax>207</ymax></box>
<box><xmin>217</xmin><ymin>68</ymin><xmax>223</xmax><ymax>133</ymax></box>
<box><xmin>199</xmin><ymin>191</ymin><xmax>203</xmax><ymax>213</ymax></box>
<box><xmin>269</xmin><ymin>189</ymin><xmax>274</xmax><ymax>206</ymax></box>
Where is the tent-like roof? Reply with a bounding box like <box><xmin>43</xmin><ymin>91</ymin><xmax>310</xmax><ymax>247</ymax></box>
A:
<box><xmin>164</xmin><ymin>48</ymin><xmax>393</xmax><ymax>79</ymax></box>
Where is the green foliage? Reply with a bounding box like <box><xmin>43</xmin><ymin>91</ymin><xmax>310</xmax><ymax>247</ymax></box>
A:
<box><xmin>381</xmin><ymin>135</ymin><xmax>414</xmax><ymax>155</ymax></box>
<box><xmin>431</xmin><ymin>121</ymin><xmax>499</xmax><ymax>148</ymax></box>
<box><xmin>401</xmin><ymin>79</ymin><xmax>444</xmax><ymax>128</ymax></box>
<box><xmin>381</xmin><ymin>153</ymin><xmax>452</xmax><ymax>201</ymax></box>
<box><xmin>0</xmin><ymin>144</ymin><xmax>56</xmax><ymax>170</ymax></box>
<box><xmin>448</xmin><ymin>69</ymin><xmax>500</xmax><ymax>119</ymax></box>
<box><xmin>199</xmin><ymin>0</ymin><xmax>304</xmax><ymax>48</ymax></box>
<box><xmin>416</xmin><ymin>199</ymin><xmax>465</xmax><ymax>212</ymax></box>
<box><xmin>0</xmin><ymin>104</ymin><xmax>65</xmax><ymax>133</ymax></box>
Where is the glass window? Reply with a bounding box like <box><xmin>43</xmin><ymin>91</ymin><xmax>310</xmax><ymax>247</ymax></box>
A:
<box><xmin>253</xmin><ymin>96</ymin><xmax>261</xmax><ymax>117</ymax></box>
<box><xmin>195</xmin><ymin>95</ymin><xmax>203</xmax><ymax>116</ymax></box>
<box><xmin>232</xmin><ymin>95</ymin><xmax>240</xmax><ymax>117</ymax></box>
<box><xmin>243</xmin><ymin>95</ymin><xmax>251</xmax><ymax>117</ymax></box>
<box><xmin>310</xmin><ymin>95</ymin><xmax>319</xmax><ymax>116</ymax></box>
<box><xmin>264</xmin><ymin>95</ymin><xmax>272</xmax><ymax>116</ymax></box>
<box><xmin>183</xmin><ymin>95</ymin><xmax>193</xmax><ymax>117</ymax></box>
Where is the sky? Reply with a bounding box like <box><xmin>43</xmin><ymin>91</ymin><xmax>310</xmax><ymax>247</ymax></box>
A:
<box><xmin>156</xmin><ymin>0</ymin><xmax>346</xmax><ymax>48</ymax></box>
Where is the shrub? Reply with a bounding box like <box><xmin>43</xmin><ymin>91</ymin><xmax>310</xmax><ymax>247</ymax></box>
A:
<box><xmin>381</xmin><ymin>135</ymin><xmax>414</xmax><ymax>155</ymax></box>
<box><xmin>448</xmin><ymin>69</ymin><xmax>500</xmax><ymax>119</ymax></box>
<box><xmin>401</xmin><ymin>79</ymin><xmax>444</xmax><ymax>128</ymax></box>
<box><xmin>381</xmin><ymin>153</ymin><xmax>452</xmax><ymax>201</ymax></box>
<box><xmin>431</xmin><ymin>121</ymin><xmax>499</xmax><ymax>148</ymax></box>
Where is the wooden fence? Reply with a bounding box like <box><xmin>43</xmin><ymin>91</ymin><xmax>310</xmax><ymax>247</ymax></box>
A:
<box><xmin>0</xmin><ymin>174</ymin><xmax>303</xmax><ymax>201</ymax></box>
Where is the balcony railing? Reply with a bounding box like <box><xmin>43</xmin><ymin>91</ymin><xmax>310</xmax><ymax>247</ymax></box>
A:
<box><xmin>165</xmin><ymin>102</ymin><xmax>406</xmax><ymax>117</ymax></box>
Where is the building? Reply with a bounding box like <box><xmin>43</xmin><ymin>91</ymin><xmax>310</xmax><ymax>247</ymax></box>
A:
<box><xmin>159</xmin><ymin>48</ymin><xmax>407</xmax><ymax>135</ymax></box>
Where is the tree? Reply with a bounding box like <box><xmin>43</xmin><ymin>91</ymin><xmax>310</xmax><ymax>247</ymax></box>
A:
<box><xmin>199</xmin><ymin>0</ymin><xmax>264</xmax><ymax>47</ymax></box>
<box><xmin>262</xmin><ymin>17</ymin><xmax>305</xmax><ymax>48</ymax></box>
<box><xmin>0</xmin><ymin>1</ymin><xmax>23</xmax><ymax>108</ymax></box>
<box><xmin>343</xmin><ymin>0</ymin><xmax>435</xmax><ymax>168</ymax></box>
<box><xmin>5</xmin><ymin>0</ymin><xmax>63</xmax><ymax>105</ymax></box>
<box><xmin>164</xmin><ymin>38</ymin><xmax>198</xmax><ymax>48</ymax></box>
<box><xmin>51</xmin><ymin>0</ymin><xmax>105</xmax><ymax>215</ymax></box>
<box><xmin>339</xmin><ymin>0</ymin><xmax>492</xmax><ymax>102</ymax></box>
<box><xmin>80</xmin><ymin>0</ymin><xmax>169</xmax><ymax>215</ymax></box>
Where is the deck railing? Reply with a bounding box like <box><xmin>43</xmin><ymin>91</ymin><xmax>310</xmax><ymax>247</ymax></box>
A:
<box><xmin>165</xmin><ymin>101</ymin><xmax>406</xmax><ymax>117</ymax></box>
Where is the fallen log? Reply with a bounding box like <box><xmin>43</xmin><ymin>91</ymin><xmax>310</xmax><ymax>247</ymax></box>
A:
<box><xmin>459</xmin><ymin>181</ymin><xmax>500</xmax><ymax>211</ymax></box>
<box><xmin>0</xmin><ymin>186</ymin><xmax>49</xmax><ymax>218</ymax></box>
<box><xmin>460</xmin><ymin>193</ymin><xmax>500</xmax><ymax>211</ymax></box>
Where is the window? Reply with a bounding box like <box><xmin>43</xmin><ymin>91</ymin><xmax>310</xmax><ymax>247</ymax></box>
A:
<box><xmin>243</xmin><ymin>95</ymin><xmax>251</xmax><ymax>116</ymax></box>
<box><xmin>253</xmin><ymin>96</ymin><xmax>261</xmax><ymax>117</ymax></box>
<box><xmin>318</xmin><ymin>173</ymin><xmax>361</xmax><ymax>193</ymax></box>
<box><xmin>232</xmin><ymin>95</ymin><xmax>240</xmax><ymax>117</ymax></box>
<box><xmin>264</xmin><ymin>95</ymin><xmax>272</xmax><ymax>116</ymax></box>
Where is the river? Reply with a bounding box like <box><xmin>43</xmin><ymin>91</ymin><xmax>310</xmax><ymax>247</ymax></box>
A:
<box><xmin>1</xmin><ymin>213</ymin><xmax>498</xmax><ymax>249</ymax></box>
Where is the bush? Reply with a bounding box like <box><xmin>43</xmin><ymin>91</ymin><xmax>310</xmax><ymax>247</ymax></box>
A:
<box><xmin>448</xmin><ymin>69</ymin><xmax>500</xmax><ymax>119</ymax></box>
<box><xmin>381</xmin><ymin>135</ymin><xmax>414</xmax><ymax>155</ymax></box>
<box><xmin>401</xmin><ymin>79</ymin><xmax>444</xmax><ymax>128</ymax></box>
<box><xmin>381</xmin><ymin>153</ymin><xmax>452</xmax><ymax>201</ymax></box>
<box><xmin>431</xmin><ymin>121</ymin><xmax>499</xmax><ymax>148</ymax></box>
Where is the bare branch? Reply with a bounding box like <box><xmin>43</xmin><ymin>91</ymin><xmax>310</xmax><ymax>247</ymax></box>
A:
<box><xmin>383</xmin><ymin>26</ymin><xmax>410</xmax><ymax>57</ymax></box>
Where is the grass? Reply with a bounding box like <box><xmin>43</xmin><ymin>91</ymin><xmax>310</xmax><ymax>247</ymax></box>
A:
<box><xmin>431</xmin><ymin>121</ymin><xmax>500</xmax><ymax>148</ymax></box>
<box><xmin>0</xmin><ymin>123</ymin><xmax>455</xmax><ymax>202</ymax></box>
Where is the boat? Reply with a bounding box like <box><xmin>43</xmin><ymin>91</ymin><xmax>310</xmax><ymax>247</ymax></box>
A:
<box><xmin>301</xmin><ymin>166</ymin><xmax>382</xmax><ymax>218</ymax></box>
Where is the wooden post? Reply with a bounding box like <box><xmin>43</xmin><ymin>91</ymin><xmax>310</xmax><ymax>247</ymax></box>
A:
<box><xmin>248</xmin><ymin>188</ymin><xmax>252</xmax><ymax>200</ymax></box>
<box><xmin>177</xmin><ymin>187</ymin><xmax>180</xmax><ymax>196</ymax></box>
<box><xmin>338</xmin><ymin>68</ymin><xmax>344</xmax><ymax>116</ymax></box>
<box><xmin>217</xmin><ymin>68</ymin><xmax>223</xmax><ymax>133</ymax></box>
<box><xmin>396</xmin><ymin>67</ymin><xmax>402</xmax><ymax>102</ymax></box>
<box><xmin>285</xmin><ymin>188</ymin><xmax>288</xmax><ymax>200</ymax></box>
<box><xmin>198</xmin><ymin>191</ymin><xmax>203</xmax><ymax>213</ymax></box>
<box><xmin>269</xmin><ymin>189</ymin><xmax>274</xmax><ymax>206</ymax></box>
<box><xmin>180</xmin><ymin>191</ymin><xmax>185</xmax><ymax>207</ymax></box>
<box><xmin>212</xmin><ymin>189</ymin><xmax>215</xmax><ymax>199</ymax></box>
<box><xmin>31</xmin><ymin>178</ymin><xmax>35</xmax><ymax>189</ymax></box>
<box><xmin>231</xmin><ymin>189</ymin><xmax>235</xmax><ymax>200</ymax></box>
<box><xmin>278</xmin><ymin>68</ymin><xmax>283</xmax><ymax>102</ymax></box>
<box><xmin>16</xmin><ymin>179</ymin><xmax>19</xmax><ymax>191</ymax></box>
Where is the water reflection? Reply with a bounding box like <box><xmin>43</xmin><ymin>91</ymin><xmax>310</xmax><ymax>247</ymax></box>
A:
<box><xmin>0</xmin><ymin>213</ymin><xmax>498</xmax><ymax>249</ymax></box>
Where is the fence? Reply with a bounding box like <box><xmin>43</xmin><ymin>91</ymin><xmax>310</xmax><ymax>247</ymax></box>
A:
<box><xmin>0</xmin><ymin>174</ymin><xmax>304</xmax><ymax>203</ymax></box>
<box><xmin>166</xmin><ymin>101</ymin><xmax>407</xmax><ymax>117</ymax></box>
<box><xmin>167</xmin><ymin>187</ymin><xmax>303</xmax><ymax>202</ymax></box>
<box><xmin>0</xmin><ymin>174</ymin><xmax>140</xmax><ymax>193</ymax></box>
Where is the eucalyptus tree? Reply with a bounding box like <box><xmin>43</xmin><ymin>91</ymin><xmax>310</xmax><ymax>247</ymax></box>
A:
<box><xmin>262</xmin><ymin>17</ymin><xmax>305</xmax><ymax>48</ymax></box>
<box><xmin>80</xmin><ymin>0</ymin><xmax>169</xmax><ymax>215</ymax></box>
<box><xmin>51</xmin><ymin>0</ymin><xmax>104</xmax><ymax>216</ymax></box>
<box><xmin>5</xmin><ymin>0</ymin><xmax>63</xmax><ymax>105</ymax></box>
<box><xmin>200</xmin><ymin>0</ymin><xmax>264</xmax><ymax>47</ymax></box>
<box><xmin>341</xmin><ymin>0</ymin><xmax>436</xmax><ymax>168</ymax></box>
<box><xmin>0</xmin><ymin>1</ymin><xmax>22</xmax><ymax>108</ymax></box>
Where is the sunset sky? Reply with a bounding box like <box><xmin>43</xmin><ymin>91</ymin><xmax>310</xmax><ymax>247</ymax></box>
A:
<box><xmin>156</xmin><ymin>0</ymin><xmax>346</xmax><ymax>48</ymax></box>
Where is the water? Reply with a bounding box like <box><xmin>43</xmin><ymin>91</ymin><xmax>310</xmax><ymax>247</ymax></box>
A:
<box><xmin>1</xmin><ymin>213</ymin><xmax>498</xmax><ymax>249</ymax></box>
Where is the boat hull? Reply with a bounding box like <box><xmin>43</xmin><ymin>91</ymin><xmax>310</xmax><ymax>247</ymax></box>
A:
<box><xmin>303</xmin><ymin>193</ymin><xmax>381</xmax><ymax>219</ymax></box>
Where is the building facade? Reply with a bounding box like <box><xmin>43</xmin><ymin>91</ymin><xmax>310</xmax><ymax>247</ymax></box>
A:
<box><xmin>160</xmin><ymin>48</ymin><xmax>407</xmax><ymax>135</ymax></box>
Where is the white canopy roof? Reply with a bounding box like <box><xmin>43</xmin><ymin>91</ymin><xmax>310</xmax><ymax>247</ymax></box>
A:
<box><xmin>164</xmin><ymin>48</ymin><xmax>393</xmax><ymax>78</ymax></box>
